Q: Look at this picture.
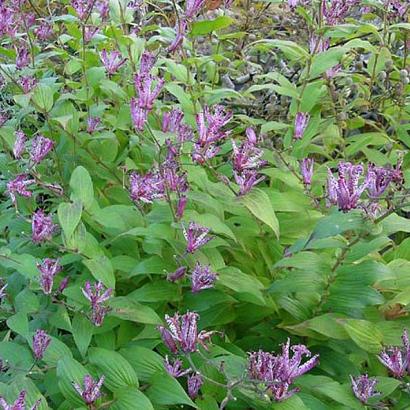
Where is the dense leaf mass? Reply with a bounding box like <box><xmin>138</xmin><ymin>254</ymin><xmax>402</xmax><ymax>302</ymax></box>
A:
<box><xmin>0</xmin><ymin>0</ymin><xmax>409</xmax><ymax>408</ymax></box>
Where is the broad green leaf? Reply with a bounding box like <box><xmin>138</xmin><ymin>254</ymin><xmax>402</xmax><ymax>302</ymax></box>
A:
<box><xmin>240</xmin><ymin>188</ymin><xmax>279</xmax><ymax>238</ymax></box>
<box><xmin>6</xmin><ymin>312</ymin><xmax>29</xmax><ymax>339</ymax></box>
<box><xmin>70</xmin><ymin>166</ymin><xmax>94</xmax><ymax>211</ymax></box>
<box><xmin>42</xmin><ymin>336</ymin><xmax>73</xmax><ymax>365</ymax></box>
<box><xmin>58</xmin><ymin>200</ymin><xmax>83</xmax><ymax>241</ymax></box>
<box><xmin>89</xmin><ymin>348</ymin><xmax>139</xmax><ymax>391</ymax></box>
<box><xmin>83</xmin><ymin>255</ymin><xmax>115</xmax><ymax>289</ymax></box>
<box><xmin>72</xmin><ymin>313</ymin><xmax>93</xmax><ymax>357</ymax></box>
<box><xmin>111</xmin><ymin>388</ymin><xmax>154</xmax><ymax>410</ymax></box>
<box><xmin>32</xmin><ymin>84</ymin><xmax>54</xmax><ymax>112</ymax></box>
<box><xmin>146</xmin><ymin>373</ymin><xmax>197</xmax><ymax>408</ymax></box>
<box><xmin>109</xmin><ymin>297</ymin><xmax>162</xmax><ymax>324</ymax></box>
<box><xmin>342</xmin><ymin>319</ymin><xmax>383</xmax><ymax>353</ymax></box>
<box><xmin>120</xmin><ymin>346</ymin><xmax>164</xmax><ymax>382</ymax></box>
<box><xmin>191</xmin><ymin>16</ymin><xmax>234</xmax><ymax>36</ymax></box>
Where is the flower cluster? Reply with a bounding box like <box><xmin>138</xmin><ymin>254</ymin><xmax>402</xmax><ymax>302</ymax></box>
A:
<box><xmin>350</xmin><ymin>374</ymin><xmax>380</xmax><ymax>404</ymax></box>
<box><xmin>7</xmin><ymin>174</ymin><xmax>34</xmax><ymax>204</ymax></box>
<box><xmin>131</xmin><ymin>52</ymin><xmax>164</xmax><ymax>131</ymax></box>
<box><xmin>100</xmin><ymin>49</ymin><xmax>126</xmax><ymax>75</ymax></box>
<box><xmin>0</xmin><ymin>391</ymin><xmax>41</xmax><ymax>410</ymax></box>
<box><xmin>82</xmin><ymin>281</ymin><xmax>113</xmax><ymax>326</ymax></box>
<box><xmin>158</xmin><ymin>311</ymin><xmax>215</xmax><ymax>354</ymax></box>
<box><xmin>37</xmin><ymin>258</ymin><xmax>62</xmax><ymax>294</ymax></box>
<box><xmin>32</xmin><ymin>210</ymin><xmax>58</xmax><ymax>244</ymax></box>
<box><xmin>378</xmin><ymin>329</ymin><xmax>410</xmax><ymax>378</ymax></box>
<box><xmin>192</xmin><ymin>105</ymin><xmax>232</xmax><ymax>164</ymax></box>
<box><xmin>322</xmin><ymin>0</ymin><xmax>360</xmax><ymax>25</ymax></box>
<box><xmin>32</xmin><ymin>329</ymin><xmax>51</xmax><ymax>360</ymax></box>
<box><xmin>293</xmin><ymin>112</ymin><xmax>310</xmax><ymax>140</ymax></box>
<box><xmin>232</xmin><ymin>127</ymin><xmax>267</xmax><ymax>195</ymax></box>
<box><xmin>183</xmin><ymin>222</ymin><xmax>213</xmax><ymax>254</ymax></box>
<box><xmin>73</xmin><ymin>375</ymin><xmax>105</xmax><ymax>406</ymax></box>
<box><xmin>326</xmin><ymin>161</ymin><xmax>403</xmax><ymax>212</ymax></box>
<box><xmin>247</xmin><ymin>339</ymin><xmax>319</xmax><ymax>401</ymax></box>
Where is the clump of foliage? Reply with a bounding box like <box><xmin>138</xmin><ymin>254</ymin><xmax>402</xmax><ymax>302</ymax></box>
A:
<box><xmin>0</xmin><ymin>0</ymin><xmax>409</xmax><ymax>408</ymax></box>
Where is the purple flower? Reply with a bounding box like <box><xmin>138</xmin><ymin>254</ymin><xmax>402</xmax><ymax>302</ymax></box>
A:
<box><xmin>0</xmin><ymin>282</ymin><xmax>7</xmax><ymax>301</ymax></box>
<box><xmin>130</xmin><ymin>98</ymin><xmax>148</xmax><ymax>131</ymax></box>
<box><xmin>322</xmin><ymin>0</ymin><xmax>359</xmax><ymax>25</ymax></box>
<box><xmin>58</xmin><ymin>276</ymin><xmax>70</xmax><ymax>294</ymax></box>
<box><xmin>34</xmin><ymin>22</ymin><xmax>53</xmax><ymax>40</ymax></box>
<box><xmin>185</xmin><ymin>0</ymin><xmax>206</xmax><ymax>19</ymax></box>
<box><xmin>71</xmin><ymin>0</ymin><xmax>94</xmax><ymax>20</ymax></box>
<box><xmin>231</xmin><ymin>131</ymin><xmax>266</xmax><ymax>172</ymax></box>
<box><xmin>293</xmin><ymin>112</ymin><xmax>310</xmax><ymax>140</ymax></box>
<box><xmin>167</xmin><ymin>266</ymin><xmax>187</xmax><ymax>282</ymax></box>
<box><xmin>351</xmin><ymin>374</ymin><xmax>380</xmax><ymax>404</ymax></box>
<box><xmin>191</xmin><ymin>262</ymin><xmax>218</xmax><ymax>293</ymax></box>
<box><xmin>0</xmin><ymin>112</ymin><xmax>8</xmax><ymax>127</ymax></box>
<box><xmin>196</xmin><ymin>105</ymin><xmax>232</xmax><ymax>146</ymax></box>
<box><xmin>129</xmin><ymin>171</ymin><xmax>165</xmax><ymax>203</ymax></box>
<box><xmin>168</xmin><ymin>18</ymin><xmax>187</xmax><ymax>53</ymax></box>
<box><xmin>37</xmin><ymin>258</ymin><xmax>62</xmax><ymax>294</ymax></box>
<box><xmin>234</xmin><ymin>170</ymin><xmax>265</xmax><ymax>195</ymax></box>
<box><xmin>248</xmin><ymin>339</ymin><xmax>319</xmax><ymax>401</ymax></box>
<box><xmin>183</xmin><ymin>222</ymin><xmax>213</xmax><ymax>254</ymax></box>
<box><xmin>100</xmin><ymin>49</ymin><xmax>126</xmax><ymax>75</ymax></box>
<box><xmin>13</xmin><ymin>131</ymin><xmax>27</xmax><ymax>159</ymax></box>
<box><xmin>299</xmin><ymin>158</ymin><xmax>314</xmax><ymax>186</ymax></box>
<box><xmin>19</xmin><ymin>76</ymin><xmax>37</xmax><ymax>93</ymax></box>
<box><xmin>158</xmin><ymin>311</ymin><xmax>208</xmax><ymax>354</ymax></box>
<box><xmin>15</xmin><ymin>46</ymin><xmax>30</xmax><ymax>70</ymax></box>
<box><xmin>161</xmin><ymin>164</ymin><xmax>188</xmax><ymax>193</ymax></box>
<box><xmin>162</xmin><ymin>109</ymin><xmax>193</xmax><ymax>143</ymax></box>
<box><xmin>30</xmin><ymin>135</ymin><xmax>54</xmax><ymax>164</ymax></box>
<box><xmin>164</xmin><ymin>356</ymin><xmax>191</xmax><ymax>377</ymax></box>
<box><xmin>176</xmin><ymin>195</ymin><xmax>188</xmax><ymax>219</ymax></box>
<box><xmin>366</xmin><ymin>164</ymin><xmax>393</xmax><ymax>198</ymax></box>
<box><xmin>0</xmin><ymin>6</ymin><xmax>17</xmax><ymax>37</ymax></box>
<box><xmin>327</xmin><ymin>162</ymin><xmax>368</xmax><ymax>212</ymax></box>
<box><xmin>7</xmin><ymin>174</ymin><xmax>34</xmax><ymax>204</ymax></box>
<box><xmin>192</xmin><ymin>105</ymin><xmax>232</xmax><ymax>164</ymax></box>
<box><xmin>326</xmin><ymin>64</ymin><xmax>341</xmax><ymax>78</ymax></box>
<box><xmin>96</xmin><ymin>0</ymin><xmax>109</xmax><ymax>19</ymax></box>
<box><xmin>84</xmin><ymin>26</ymin><xmax>99</xmax><ymax>42</ymax></box>
<box><xmin>73</xmin><ymin>375</ymin><xmax>105</xmax><ymax>405</ymax></box>
<box><xmin>32</xmin><ymin>329</ymin><xmax>51</xmax><ymax>360</ymax></box>
<box><xmin>288</xmin><ymin>0</ymin><xmax>310</xmax><ymax>8</ymax></box>
<box><xmin>187</xmin><ymin>374</ymin><xmax>203</xmax><ymax>399</ymax></box>
<box><xmin>385</xmin><ymin>0</ymin><xmax>408</xmax><ymax>19</ymax></box>
<box><xmin>82</xmin><ymin>281</ymin><xmax>112</xmax><ymax>327</ymax></box>
<box><xmin>134</xmin><ymin>73</ymin><xmax>164</xmax><ymax>111</ymax></box>
<box><xmin>87</xmin><ymin>116</ymin><xmax>101</xmax><ymax>133</ymax></box>
<box><xmin>309</xmin><ymin>36</ymin><xmax>329</xmax><ymax>54</ymax></box>
<box><xmin>32</xmin><ymin>210</ymin><xmax>57</xmax><ymax>243</ymax></box>
<box><xmin>139</xmin><ymin>51</ymin><xmax>156</xmax><ymax>76</ymax></box>
<box><xmin>0</xmin><ymin>391</ymin><xmax>40</xmax><ymax>410</ymax></box>
<box><xmin>378</xmin><ymin>329</ymin><xmax>410</xmax><ymax>378</ymax></box>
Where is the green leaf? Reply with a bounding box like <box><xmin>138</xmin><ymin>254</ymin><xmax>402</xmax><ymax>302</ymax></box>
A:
<box><xmin>58</xmin><ymin>200</ymin><xmax>83</xmax><ymax>241</ymax></box>
<box><xmin>42</xmin><ymin>336</ymin><xmax>73</xmax><ymax>366</ymax></box>
<box><xmin>191</xmin><ymin>16</ymin><xmax>234</xmax><ymax>36</ymax></box>
<box><xmin>309</xmin><ymin>47</ymin><xmax>347</xmax><ymax>78</ymax></box>
<box><xmin>83</xmin><ymin>255</ymin><xmax>115</xmax><ymax>289</ymax></box>
<box><xmin>6</xmin><ymin>312</ymin><xmax>29</xmax><ymax>339</ymax></box>
<box><xmin>120</xmin><ymin>346</ymin><xmax>164</xmax><ymax>382</ymax></box>
<box><xmin>218</xmin><ymin>267</ymin><xmax>266</xmax><ymax>305</ymax></box>
<box><xmin>272</xmin><ymin>395</ymin><xmax>308</xmax><ymax>409</ymax></box>
<box><xmin>32</xmin><ymin>84</ymin><xmax>54</xmax><ymax>112</ymax></box>
<box><xmin>109</xmin><ymin>297</ymin><xmax>162</xmax><ymax>325</ymax></box>
<box><xmin>71</xmin><ymin>313</ymin><xmax>93</xmax><ymax>357</ymax></box>
<box><xmin>146</xmin><ymin>373</ymin><xmax>197</xmax><ymax>408</ymax></box>
<box><xmin>70</xmin><ymin>166</ymin><xmax>94</xmax><ymax>211</ymax></box>
<box><xmin>111</xmin><ymin>388</ymin><xmax>154</xmax><ymax>410</ymax></box>
<box><xmin>239</xmin><ymin>188</ymin><xmax>279</xmax><ymax>238</ymax></box>
<box><xmin>15</xmin><ymin>289</ymin><xmax>39</xmax><ymax>314</ymax></box>
<box><xmin>88</xmin><ymin>348</ymin><xmax>139</xmax><ymax>391</ymax></box>
<box><xmin>5</xmin><ymin>376</ymin><xmax>48</xmax><ymax>410</ymax></box>
<box><xmin>342</xmin><ymin>319</ymin><xmax>383</xmax><ymax>353</ymax></box>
